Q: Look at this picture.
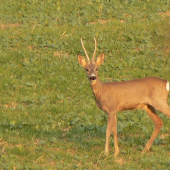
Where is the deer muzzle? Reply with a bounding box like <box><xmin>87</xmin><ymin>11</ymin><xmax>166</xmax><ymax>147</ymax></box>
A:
<box><xmin>90</xmin><ymin>76</ymin><xmax>97</xmax><ymax>81</ymax></box>
<box><xmin>89</xmin><ymin>73</ymin><xmax>97</xmax><ymax>81</ymax></box>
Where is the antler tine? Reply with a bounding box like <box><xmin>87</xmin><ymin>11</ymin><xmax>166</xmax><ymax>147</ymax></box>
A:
<box><xmin>92</xmin><ymin>37</ymin><xmax>97</xmax><ymax>62</ymax></box>
<box><xmin>81</xmin><ymin>38</ymin><xmax>90</xmax><ymax>61</ymax></box>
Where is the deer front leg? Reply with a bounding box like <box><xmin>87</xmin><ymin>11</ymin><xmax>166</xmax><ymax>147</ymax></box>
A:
<box><xmin>105</xmin><ymin>112</ymin><xmax>119</xmax><ymax>157</ymax></box>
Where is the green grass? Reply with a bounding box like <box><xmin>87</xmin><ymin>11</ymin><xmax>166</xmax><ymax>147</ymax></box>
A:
<box><xmin>0</xmin><ymin>0</ymin><xmax>170</xmax><ymax>169</ymax></box>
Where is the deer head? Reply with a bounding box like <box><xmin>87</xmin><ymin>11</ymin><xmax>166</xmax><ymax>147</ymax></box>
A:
<box><xmin>77</xmin><ymin>38</ymin><xmax>105</xmax><ymax>85</ymax></box>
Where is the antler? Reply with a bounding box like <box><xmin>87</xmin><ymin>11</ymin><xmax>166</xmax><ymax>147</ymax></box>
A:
<box><xmin>92</xmin><ymin>37</ymin><xmax>97</xmax><ymax>62</ymax></box>
<box><xmin>81</xmin><ymin>38</ymin><xmax>90</xmax><ymax>61</ymax></box>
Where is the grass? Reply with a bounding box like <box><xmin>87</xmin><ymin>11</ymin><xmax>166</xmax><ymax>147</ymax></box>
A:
<box><xmin>0</xmin><ymin>0</ymin><xmax>170</xmax><ymax>169</ymax></box>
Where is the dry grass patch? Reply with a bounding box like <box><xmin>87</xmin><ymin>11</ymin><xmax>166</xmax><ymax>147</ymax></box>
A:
<box><xmin>158</xmin><ymin>11</ymin><xmax>170</xmax><ymax>18</ymax></box>
<box><xmin>115</xmin><ymin>157</ymin><xmax>126</xmax><ymax>165</ymax></box>
<box><xmin>0</xmin><ymin>23</ymin><xmax>20</xmax><ymax>29</ymax></box>
<box><xmin>2</xmin><ymin>102</ymin><xmax>18</xmax><ymax>109</ymax></box>
<box><xmin>53</xmin><ymin>50</ymin><xmax>69</xmax><ymax>57</ymax></box>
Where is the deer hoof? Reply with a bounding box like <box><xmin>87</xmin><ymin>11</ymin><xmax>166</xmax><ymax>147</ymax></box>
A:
<box><xmin>142</xmin><ymin>147</ymin><xmax>149</xmax><ymax>154</ymax></box>
<box><xmin>115</xmin><ymin>150</ymin><xmax>120</xmax><ymax>157</ymax></box>
<box><xmin>104</xmin><ymin>151</ymin><xmax>109</xmax><ymax>156</ymax></box>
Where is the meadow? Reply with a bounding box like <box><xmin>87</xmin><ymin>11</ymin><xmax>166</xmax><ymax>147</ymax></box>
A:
<box><xmin>0</xmin><ymin>0</ymin><xmax>170</xmax><ymax>169</ymax></box>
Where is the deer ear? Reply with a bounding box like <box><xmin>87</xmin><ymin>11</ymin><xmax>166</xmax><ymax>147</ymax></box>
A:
<box><xmin>95</xmin><ymin>53</ymin><xmax>105</xmax><ymax>67</ymax></box>
<box><xmin>77</xmin><ymin>55</ymin><xmax>87</xmax><ymax>68</ymax></box>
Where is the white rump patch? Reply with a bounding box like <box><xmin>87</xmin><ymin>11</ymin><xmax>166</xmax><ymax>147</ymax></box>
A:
<box><xmin>166</xmin><ymin>81</ymin><xmax>169</xmax><ymax>91</ymax></box>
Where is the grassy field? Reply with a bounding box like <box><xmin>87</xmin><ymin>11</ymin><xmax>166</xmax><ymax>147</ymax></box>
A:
<box><xmin>0</xmin><ymin>0</ymin><xmax>170</xmax><ymax>169</ymax></box>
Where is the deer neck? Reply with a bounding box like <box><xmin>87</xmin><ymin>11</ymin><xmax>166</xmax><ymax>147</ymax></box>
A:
<box><xmin>90</xmin><ymin>78</ymin><xmax>103</xmax><ymax>98</ymax></box>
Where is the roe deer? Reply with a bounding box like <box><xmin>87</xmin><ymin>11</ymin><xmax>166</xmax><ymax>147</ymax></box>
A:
<box><xmin>77</xmin><ymin>38</ymin><xmax>170</xmax><ymax>157</ymax></box>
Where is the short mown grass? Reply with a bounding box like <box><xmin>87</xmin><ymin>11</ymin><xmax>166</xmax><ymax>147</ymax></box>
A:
<box><xmin>0</xmin><ymin>0</ymin><xmax>170</xmax><ymax>169</ymax></box>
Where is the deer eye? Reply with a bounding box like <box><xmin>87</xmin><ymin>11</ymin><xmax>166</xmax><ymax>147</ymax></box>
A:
<box><xmin>86</xmin><ymin>69</ymin><xmax>89</xmax><ymax>72</ymax></box>
<box><xmin>96</xmin><ymin>68</ymin><xmax>98</xmax><ymax>71</ymax></box>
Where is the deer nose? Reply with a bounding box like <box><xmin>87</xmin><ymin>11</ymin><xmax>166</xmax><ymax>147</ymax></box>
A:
<box><xmin>89</xmin><ymin>73</ymin><xmax>96</xmax><ymax>81</ymax></box>
<box><xmin>90</xmin><ymin>76</ymin><xmax>96</xmax><ymax>81</ymax></box>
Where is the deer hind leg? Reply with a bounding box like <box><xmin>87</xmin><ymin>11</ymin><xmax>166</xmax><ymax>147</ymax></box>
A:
<box><xmin>142</xmin><ymin>105</ymin><xmax>163</xmax><ymax>153</ymax></box>
<box><xmin>154</xmin><ymin>102</ymin><xmax>170</xmax><ymax>118</ymax></box>
<box><xmin>105</xmin><ymin>112</ymin><xmax>119</xmax><ymax>157</ymax></box>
